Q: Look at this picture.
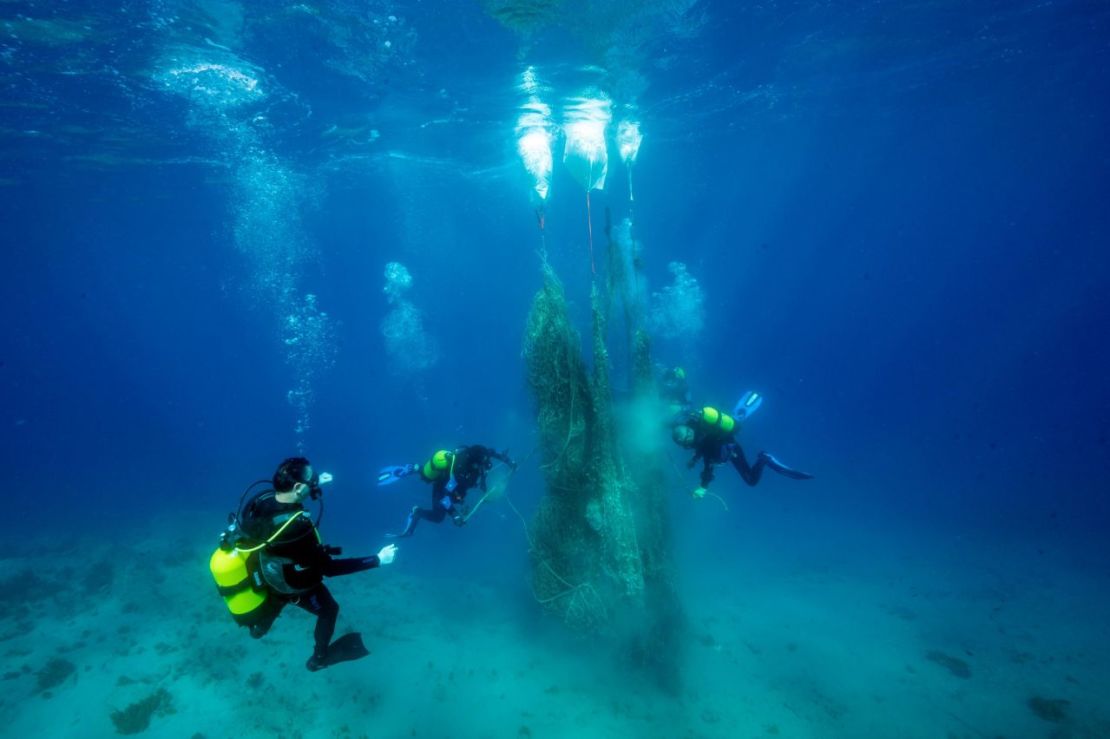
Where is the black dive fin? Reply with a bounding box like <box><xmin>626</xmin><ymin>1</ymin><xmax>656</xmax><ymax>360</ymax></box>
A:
<box><xmin>761</xmin><ymin>453</ymin><xmax>814</xmax><ymax>480</ymax></box>
<box><xmin>322</xmin><ymin>632</ymin><xmax>370</xmax><ymax>667</ymax></box>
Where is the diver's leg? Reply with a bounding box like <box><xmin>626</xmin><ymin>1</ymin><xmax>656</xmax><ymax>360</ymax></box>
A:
<box><xmin>388</xmin><ymin>505</ymin><xmax>422</xmax><ymax>538</ymax></box>
<box><xmin>298</xmin><ymin>585</ymin><xmax>339</xmax><ymax>670</ymax></box>
<box><xmin>423</xmin><ymin>495</ymin><xmax>449</xmax><ymax>524</ymax></box>
<box><xmin>390</xmin><ymin>494</ymin><xmax>450</xmax><ymax>538</ymax></box>
<box><xmin>759</xmin><ymin>452</ymin><xmax>814</xmax><ymax>480</ymax></box>
<box><xmin>730</xmin><ymin>444</ymin><xmax>766</xmax><ymax>486</ymax></box>
<box><xmin>395</xmin><ymin>505</ymin><xmax>419</xmax><ymax>534</ymax></box>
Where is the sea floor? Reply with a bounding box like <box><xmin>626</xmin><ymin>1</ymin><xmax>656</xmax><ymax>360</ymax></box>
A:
<box><xmin>1</xmin><ymin>513</ymin><xmax>1107</xmax><ymax>739</ymax></box>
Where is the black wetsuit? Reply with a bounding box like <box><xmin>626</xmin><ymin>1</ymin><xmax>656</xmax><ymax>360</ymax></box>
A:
<box><xmin>686</xmin><ymin>422</ymin><xmax>765</xmax><ymax>490</ymax></box>
<box><xmin>241</xmin><ymin>493</ymin><xmax>380</xmax><ymax>659</ymax></box>
<box><xmin>400</xmin><ymin>445</ymin><xmax>513</xmax><ymax>535</ymax></box>
<box><xmin>683</xmin><ymin>415</ymin><xmax>812</xmax><ymax>491</ymax></box>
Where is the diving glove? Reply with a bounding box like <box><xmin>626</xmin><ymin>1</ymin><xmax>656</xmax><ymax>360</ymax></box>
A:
<box><xmin>376</xmin><ymin>544</ymin><xmax>398</xmax><ymax>565</ymax></box>
<box><xmin>693</xmin><ymin>487</ymin><xmax>707</xmax><ymax>499</ymax></box>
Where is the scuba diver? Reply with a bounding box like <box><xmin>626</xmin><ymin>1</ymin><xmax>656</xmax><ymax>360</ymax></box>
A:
<box><xmin>660</xmin><ymin>365</ymin><xmax>692</xmax><ymax>420</ymax></box>
<box><xmin>209</xmin><ymin>457</ymin><xmax>398</xmax><ymax>672</ymax></box>
<box><xmin>378</xmin><ymin>445</ymin><xmax>517</xmax><ymax>538</ymax></box>
<box><xmin>671</xmin><ymin>393</ymin><xmax>813</xmax><ymax>499</ymax></box>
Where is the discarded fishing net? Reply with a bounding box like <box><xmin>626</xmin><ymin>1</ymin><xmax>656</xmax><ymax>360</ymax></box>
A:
<box><xmin>523</xmin><ymin>257</ymin><xmax>684</xmax><ymax>695</ymax></box>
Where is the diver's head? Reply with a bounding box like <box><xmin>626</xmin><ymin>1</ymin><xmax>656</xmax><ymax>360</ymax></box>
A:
<box><xmin>671</xmin><ymin>424</ymin><xmax>695</xmax><ymax>448</ymax></box>
<box><xmin>273</xmin><ymin>457</ymin><xmax>319</xmax><ymax>502</ymax></box>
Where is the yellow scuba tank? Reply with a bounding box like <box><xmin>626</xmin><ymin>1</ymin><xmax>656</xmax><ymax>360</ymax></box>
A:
<box><xmin>701</xmin><ymin>406</ymin><xmax>736</xmax><ymax>434</ymax></box>
<box><xmin>210</xmin><ymin>546</ymin><xmax>268</xmax><ymax>623</ymax></box>
<box><xmin>210</xmin><ymin>501</ymin><xmax>311</xmax><ymax>625</ymax></box>
<box><xmin>423</xmin><ymin>449</ymin><xmax>453</xmax><ymax>480</ymax></box>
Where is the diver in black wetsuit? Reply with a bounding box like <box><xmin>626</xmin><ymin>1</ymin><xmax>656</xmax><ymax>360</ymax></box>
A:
<box><xmin>240</xmin><ymin>457</ymin><xmax>397</xmax><ymax>671</ymax></box>
<box><xmin>382</xmin><ymin>445</ymin><xmax>516</xmax><ymax>538</ymax></box>
<box><xmin>672</xmin><ymin>406</ymin><xmax>813</xmax><ymax>499</ymax></box>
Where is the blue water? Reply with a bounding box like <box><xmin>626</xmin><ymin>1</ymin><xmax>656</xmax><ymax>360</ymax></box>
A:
<box><xmin>2</xmin><ymin>1</ymin><xmax>1109</xmax><ymax>736</ymax></box>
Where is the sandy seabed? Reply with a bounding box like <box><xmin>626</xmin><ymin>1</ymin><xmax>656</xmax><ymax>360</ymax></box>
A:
<box><xmin>2</xmin><ymin>509</ymin><xmax>1107</xmax><ymax>739</ymax></box>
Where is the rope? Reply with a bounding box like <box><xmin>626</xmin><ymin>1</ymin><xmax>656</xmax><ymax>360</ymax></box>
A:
<box><xmin>467</xmin><ymin>446</ymin><xmax>539</xmax><ymax>525</ymax></box>
<box><xmin>235</xmin><ymin>510</ymin><xmax>307</xmax><ymax>553</ymax></box>
<box><xmin>586</xmin><ymin>189</ymin><xmax>596</xmax><ymax>274</ymax></box>
<box><xmin>498</xmin><ymin>447</ymin><xmax>600</xmax><ymax>620</ymax></box>
<box><xmin>706</xmin><ymin>491</ymin><xmax>729</xmax><ymax>511</ymax></box>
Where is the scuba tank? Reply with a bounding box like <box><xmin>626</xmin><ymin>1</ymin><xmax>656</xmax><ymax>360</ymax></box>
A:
<box><xmin>210</xmin><ymin>541</ymin><xmax>269</xmax><ymax>624</ymax></box>
<box><xmin>209</xmin><ymin>480</ymin><xmax>273</xmax><ymax>625</ymax></box>
<box><xmin>701</xmin><ymin>406</ymin><xmax>736</xmax><ymax>434</ymax></box>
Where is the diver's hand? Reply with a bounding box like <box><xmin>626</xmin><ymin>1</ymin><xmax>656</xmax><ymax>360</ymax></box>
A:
<box><xmin>452</xmin><ymin>512</ymin><xmax>467</xmax><ymax>527</ymax></box>
<box><xmin>692</xmin><ymin>487</ymin><xmax>707</xmax><ymax>500</ymax></box>
<box><xmin>376</xmin><ymin>544</ymin><xmax>398</xmax><ymax>565</ymax></box>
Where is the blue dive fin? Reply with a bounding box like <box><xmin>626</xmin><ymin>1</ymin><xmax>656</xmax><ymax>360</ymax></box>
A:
<box><xmin>377</xmin><ymin>465</ymin><xmax>410</xmax><ymax>486</ymax></box>
<box><xmin>734</xmin><ymin>390</ymin><xmax>763</xmax><ymax>421</ymax></box>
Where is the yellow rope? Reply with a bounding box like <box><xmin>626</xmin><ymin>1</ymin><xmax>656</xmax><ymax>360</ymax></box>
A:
<box><xmin>234</xmin><ymin>510</ymin><xmax>306</xmax><ymax>553</ymax></box>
